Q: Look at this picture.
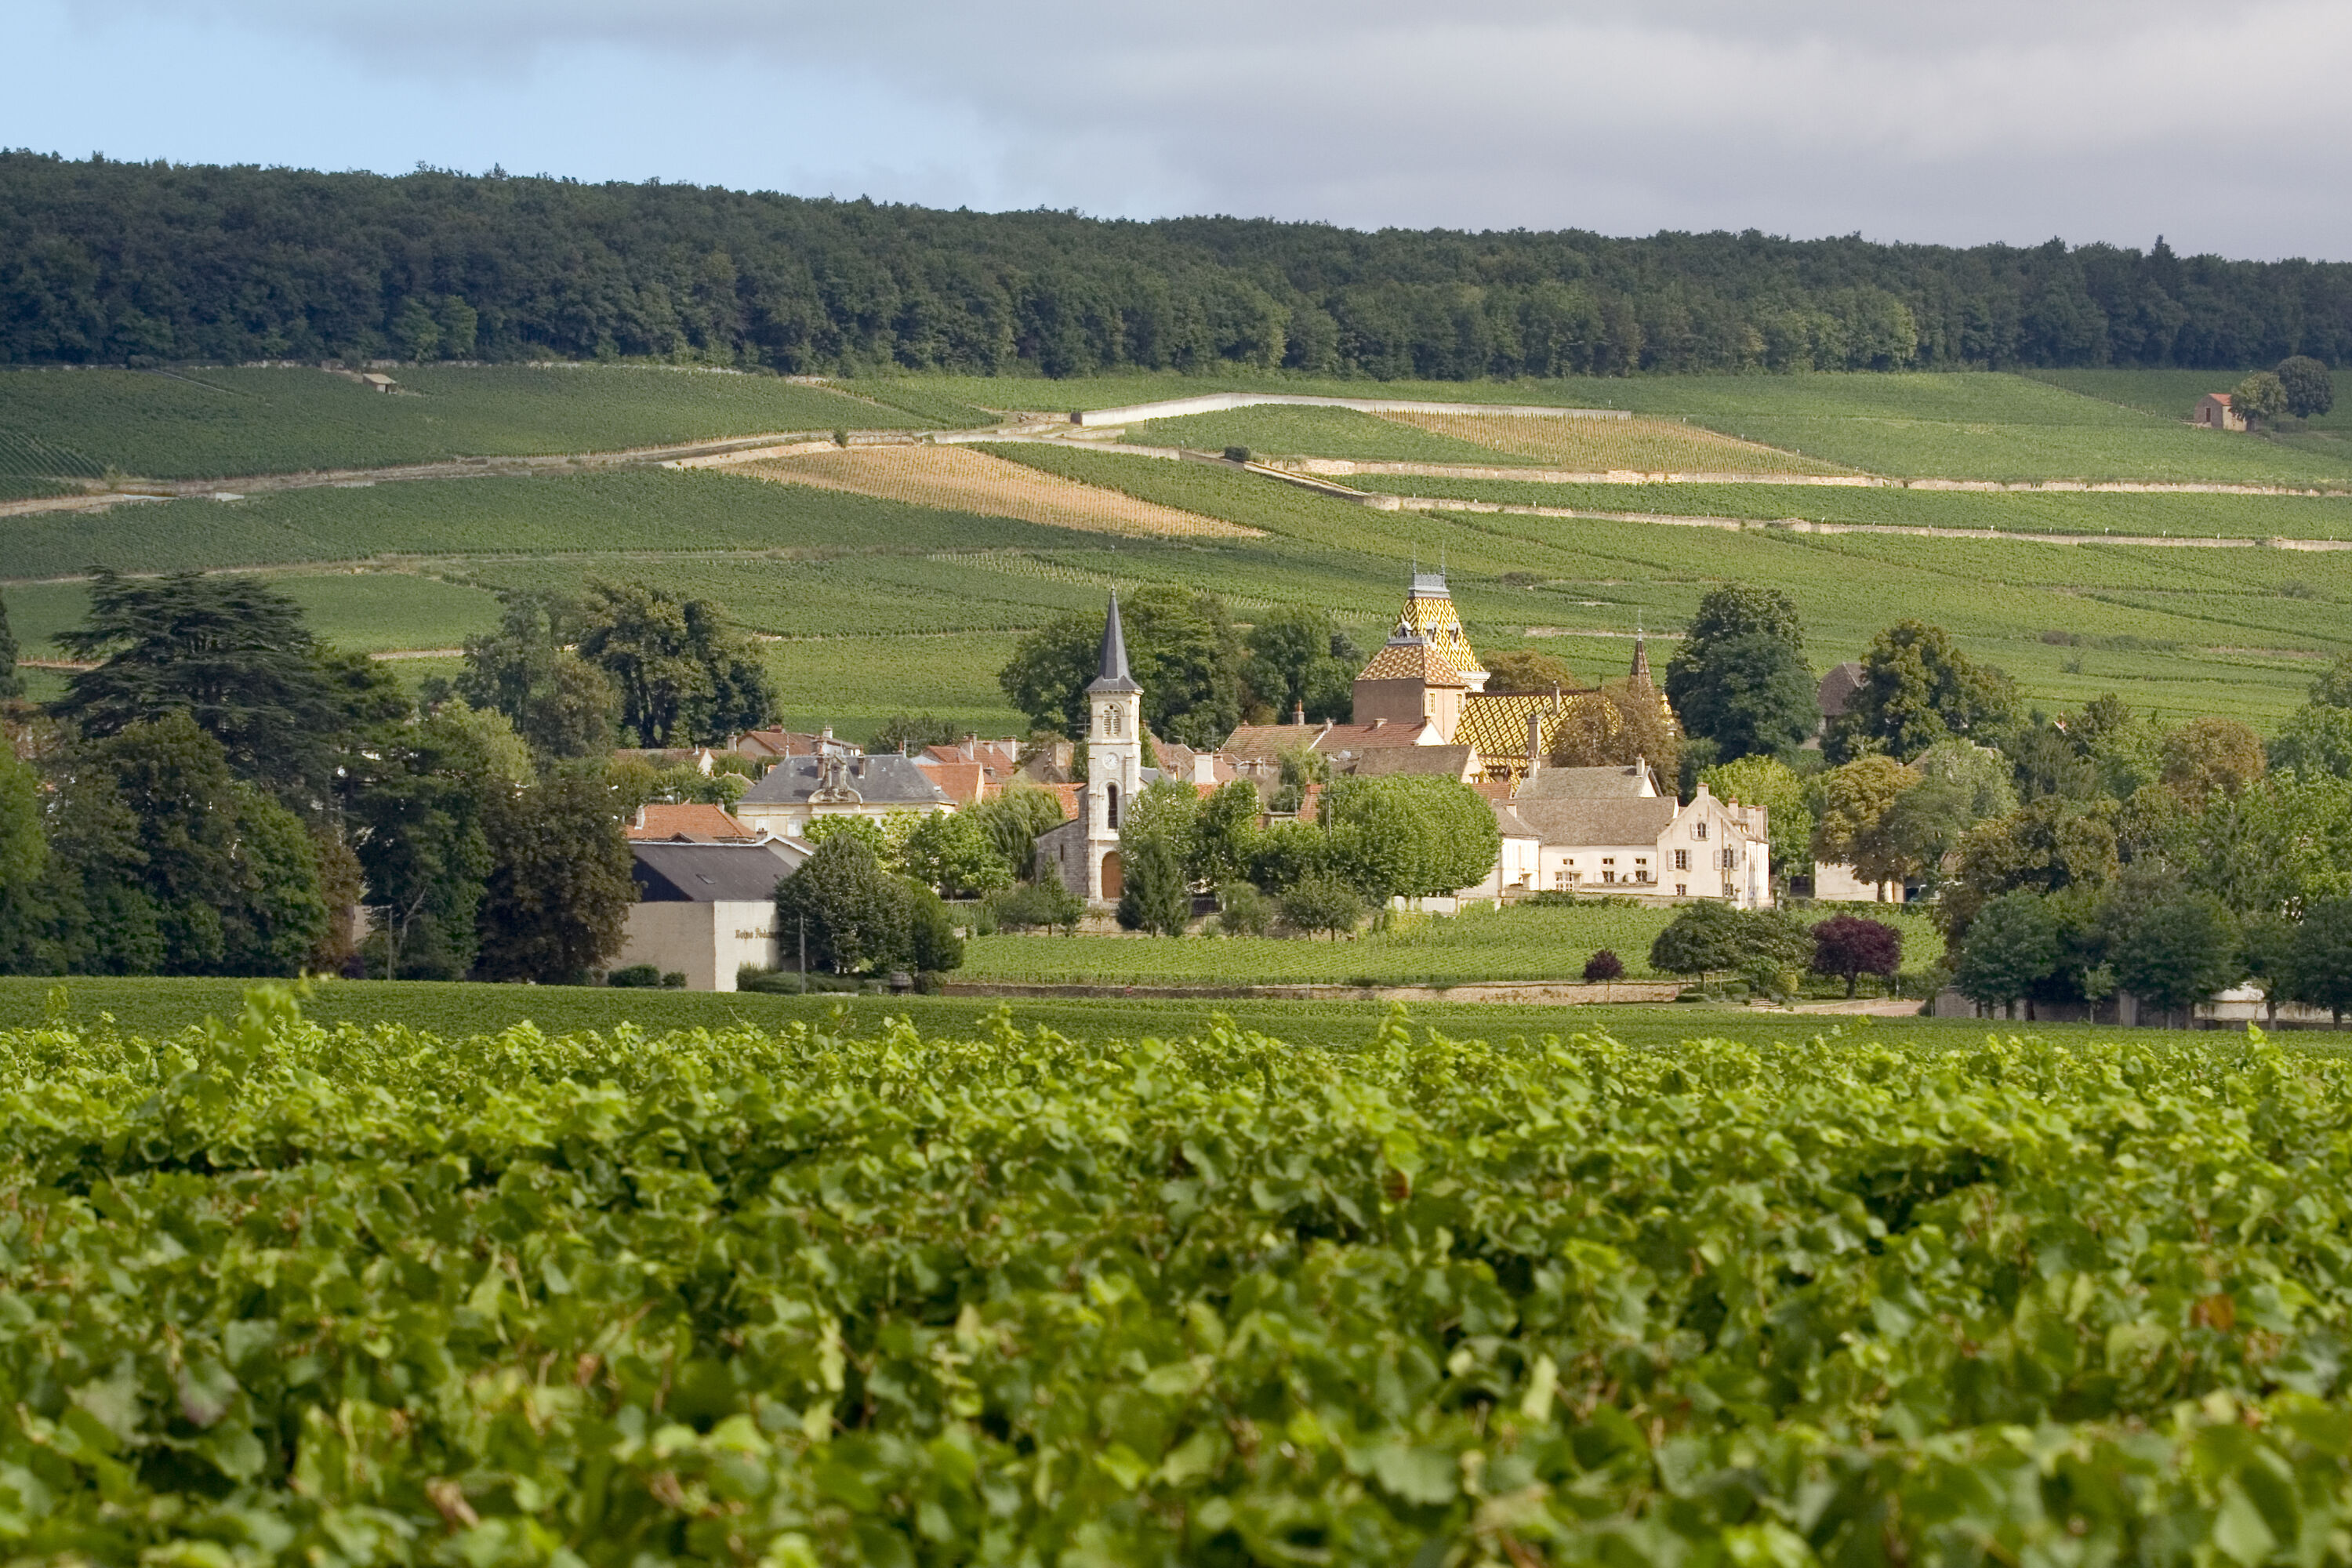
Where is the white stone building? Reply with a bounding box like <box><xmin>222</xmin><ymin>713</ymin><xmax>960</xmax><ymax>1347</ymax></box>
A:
<box><xmin>619</xmin><ymin>838</ymin><xmax>810</xmax><ymax>991</ymax></box>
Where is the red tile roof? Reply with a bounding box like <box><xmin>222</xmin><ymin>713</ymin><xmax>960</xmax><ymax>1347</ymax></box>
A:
<box><xmin>625</xmin><ymin>803</ymin><xmax>759</xmax><ymax>842</ymax></box>
<box><xmin>913</xmin><ymin>757</ymin><xmax>989</xmax><ymax>805</ymax></box>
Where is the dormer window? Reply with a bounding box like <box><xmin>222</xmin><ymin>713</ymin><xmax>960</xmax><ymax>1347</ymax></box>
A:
<box><xmin>1692</xmin><ymin>821</ymin><xmax>1708</xmax><ymax>840</ymax></box>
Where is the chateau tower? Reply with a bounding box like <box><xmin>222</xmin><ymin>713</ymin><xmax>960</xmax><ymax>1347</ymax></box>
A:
<box><xmin>1395</xmin><ymin>570</ymin><xmax>1488</xmax><ymax>691</ymax></box>
<box><xmin>1083</xmin><ymin>590</ymin><xmax>1143</xmax><ymax>902</ymax></box>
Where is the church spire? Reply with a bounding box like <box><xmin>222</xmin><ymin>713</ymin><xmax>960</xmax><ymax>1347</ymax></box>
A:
<box><xmin>1628</xmin><ymin>619</ymin><xmax>1653</xmax><ymax>685</ymax></box>
<box><xmin>1087</xmin><ymin>590</ymin><xmax>1142</xmax><ymax>694</ymax></box>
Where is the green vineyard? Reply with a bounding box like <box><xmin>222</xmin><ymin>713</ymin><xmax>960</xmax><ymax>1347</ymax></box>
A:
<box><xmin>4</xmin><ymin>991</ymin><xmax>2351</xmax><ymax>1565</ymax></box>
<box><xmin>959</xmin><ymin>901</ymin><xmax>1946</xmax><ymax>987</ymax></box>
<box><xmin>0</xmin><ymin>365</ymin><xmax>942</xmax><ymax>481</ymax></box>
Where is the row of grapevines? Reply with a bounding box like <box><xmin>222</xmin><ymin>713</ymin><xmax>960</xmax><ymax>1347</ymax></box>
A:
<box><xmin>1</xmin><ymin>989</ymin><xmax>2347</xmax><ymax>1565</ymax></box>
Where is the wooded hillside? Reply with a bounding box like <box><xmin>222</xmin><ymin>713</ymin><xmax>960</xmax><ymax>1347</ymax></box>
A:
<box><xmin>4</xmin><ymin>152</ymin><xmax>2348</xmax><ymax>376</ymax></box>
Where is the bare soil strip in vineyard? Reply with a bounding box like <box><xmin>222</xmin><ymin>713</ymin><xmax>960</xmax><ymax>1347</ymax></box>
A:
<box><xmin>1372</xmin><ymin>411</ymin><xmax>1853</xmax><ymax>476</ymax></box>
<box><xmin>726</xmin><ymin>444</ymin><xmax>1261</xmax><ymax>539</ymax></box>
<box><xmin>1269</xmin><ymin>458</ymin><xmax>2352</xmax><ymax>496</ymax></box>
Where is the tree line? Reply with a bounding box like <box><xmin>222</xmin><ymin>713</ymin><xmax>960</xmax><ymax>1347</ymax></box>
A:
<box><xmin>5</xmin><ymin>154</ymin><xmax>2350</xmax><ymax>375</ymax></box>
<box><xmin>0</xmin><ymin>574</ymin><xmax>779</xmax><ymax>982</ymax></box>
<box><xmin>1658</xmin><ymin>581</ymin><xmax>2352</xmax><ymax>1023</ymax></box>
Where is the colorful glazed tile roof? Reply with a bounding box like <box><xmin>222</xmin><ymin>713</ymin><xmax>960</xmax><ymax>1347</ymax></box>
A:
<box><xmin>1356</xmin><ymin>634</ymin><xmax>1466</xmax><ymax>686</ymax></box>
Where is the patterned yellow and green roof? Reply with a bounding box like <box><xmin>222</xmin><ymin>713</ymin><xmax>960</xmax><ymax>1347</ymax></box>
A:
<box><xmin>1356</xmin><ymin>635</ymin><xmax>1465</xmax><ymax>686</ymax></box>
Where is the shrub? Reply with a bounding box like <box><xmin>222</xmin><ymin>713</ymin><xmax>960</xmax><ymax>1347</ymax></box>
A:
<box><xmin>1116</xmin><ymin>834</ymin><xmax>1191</xmax><ymax>937</ymax></box>
<box><xmin>985</xmin><ymin>878</ymin><xmax>1085</xmax><ymax>934</ymax></box>
<box><xmin>736</xmin><ymin>966</ymin><xmax>805</xmax><ymax>995</ymax></box>
<box><xmin>1222</xmin><ymin>445</ymin><xmax>1252</xmax><ymax>464</ymax></box>
<box><xmin>660</xmin><ymin>971</ymin><xmax>686</xmax><ymax>989</ymax></box>
<box><xmin>1582</xmin><ymin>949</ymin><xmax>1624</xmax><ymax>983</ymax></box>
<box><xmin>607</xmin><ymin>964</ymin><xmax>662</xmax><ymax>988</ymax></box>
<box><xmin>903</xmin><ymin>880</ymin><xmax>967</xmax><ymax>974</ymax></box>
<box><xmin>1279</xmin><ymin>875</ymin><xmax>1363</xmax><ymax>940</ymax></box>
<box><xmin>1214</xmin><ymin>881</ymin><xmax>1272</xmax><ymax>937</ymax></box>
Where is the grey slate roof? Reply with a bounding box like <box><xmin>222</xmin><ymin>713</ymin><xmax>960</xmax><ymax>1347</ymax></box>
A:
<box><xmin>1348</xmin><ymin>745</ymin><xmax>1477</xmax><ymax>780</ymax></box>
<box><xmin>1512</xmin><ymin>797</ymin><xmax>1679</xmax><ymax>848</ymax></box>
<box><xmin>738</xmin><ymin>753</ymin><xmax>953</xmax><ymax>808</ymax></box>
<box><xmin>632</xmin><ymin>840</ymin><xmax>808</xmax><ymax>903</ymax></box>
<box><xmin>1519</xmin><ymin>764</ymin><xmax>1655</xmax><ymax>800</ymax></box>
<box><xmin>1817</xmin><ymin>662</ymin><xmax>1866</xmax><ymax>720</ymax></box>
<box><xmin>1086</xmin><ymin>590</ymin><xmax>1142</xmax><ymax>695</ymax></box>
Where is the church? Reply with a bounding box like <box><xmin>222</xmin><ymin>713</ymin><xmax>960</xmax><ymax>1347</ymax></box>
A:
<box><xmin>1033</xmin><ymin>590</ymin><xmax>1154</xmax><ymax>902</ymax></box>
<box><xmin>1037</xmin><ymin>577</ymin><xmax>1773</xmax><ymax>909</ymax></box>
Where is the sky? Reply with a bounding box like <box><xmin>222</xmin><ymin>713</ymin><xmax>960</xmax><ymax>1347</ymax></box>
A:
<box><xmin>11</xmin><ymin>0</ymin><xmax>2352</xmax><ymax>258</ymax></box>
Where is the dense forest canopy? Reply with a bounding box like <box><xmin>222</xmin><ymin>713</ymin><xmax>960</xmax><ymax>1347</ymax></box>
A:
<box><xmin>2</xmin><ymin>152</ymin><xmax>2347</xmax><ymax>378</ymax></box>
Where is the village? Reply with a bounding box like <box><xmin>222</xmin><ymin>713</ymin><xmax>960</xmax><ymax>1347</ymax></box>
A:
<box><xmin>615</xmin><ymin>570</ymin><xmax>1780</xmax><ymax>990</ymax></box>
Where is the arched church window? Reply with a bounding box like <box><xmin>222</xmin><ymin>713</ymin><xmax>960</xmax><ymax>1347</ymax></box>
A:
<box><xmin>1102</xmin><ymin>703</ymin><xmax>1120</xmax><ymax>737</ymax></box>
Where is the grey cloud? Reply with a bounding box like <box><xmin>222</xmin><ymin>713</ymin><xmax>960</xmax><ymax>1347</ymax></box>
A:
<box><xmin>46</xmin><ymin>0</ymin><xmax>2352</xmax><ymax>252</ymax></box>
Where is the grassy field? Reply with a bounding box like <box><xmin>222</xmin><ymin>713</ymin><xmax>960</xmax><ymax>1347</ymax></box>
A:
<box><xmin>0</xmin><ymin>466</ymin><xmax>1099</xmax><ymax>579</ymax></box>
<box><xmin>0</xmin><ymin>364</ymin><xmax>943</xmax><ymax>480</ymax></box>
<box><xmin>0</xmin><ymin>973</ymin><xmax>2314</xmax><ymax>1051</ymax></box>
<box><xmin>932</xmin><ymin>370</ymin><xmax>2352</xmax><ymax>485</ymax></box>
<box><xmin>2031</xmin><ymin>367</ymin><xmax>2352</xmax><ymax>434</ymax></box>
<box><xmin>6</xmin><ymin>448</ymin><xmax>2338</xmax><ymax>726</ymax></box>
<box><xmin>959</xmin><ymin>899</ymin><xmax>1947</xmax><ymax>986</ymax></box>
<box><xmin>8</xmin><ymin>372</ymin><xmax>2350</xmax><ymax>735</ymax></box>
<box><xmin>5</xmin><ymin>569</ymin><xmax>504</xmax><ymax>656</ymax></box>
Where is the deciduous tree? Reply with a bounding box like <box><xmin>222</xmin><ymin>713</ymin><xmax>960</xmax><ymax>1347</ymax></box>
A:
<box><xmin>1953</xmin><ymin>891</ymin><xmax>2060</xmax><ymax>1014</ymax></box>
<box><xmin>1670</xmin><ymin>632</ymin><xmax>1817</xmax><ymax>762</ymax></box>
<box><xmin>2284</xmin><ymin>897</ymin><xmax>2352</xmax><ymax>1024</ymax></box>
<box><xmin>473</xmin><ymin>772</ymin><xmax>636</xmax><ymax>985</ymax></box>
<box><xmin>1483</xmin><ymin>648</ymin><xmax>1581</xmax><ymax>695</ymax></box>
<box><xmin>1826</xmin><ymin>620</ymin><xmax>2019</xmax><ymax>761</ymax></box>
<box><xmin>456</xmin><ymin>593</ymin><xmax>622</xmax><ymax>760</ymax></box>
<box><xmin>1810</xmin><ymin>913</ymin><xmax>1903</xmax><ymax>997</ymax></box>
<box><xmin>901</xmin><ymin>810</ymin><xmax>1013</xmax><ymax>899</ymax></box>
<box><xmin>1243</xmin><ymin>605</ymin><xmax>1360</xmax><ymax>722</ymax></box>
<box><xmin>2231</xmin><ymin>370</ymin><xmax>2288</xmax><ymax>426</ymax></box>
<box><xmin>575</xmin><ymin>580</ymin><xmax>775</xmax><ymax>747</ymax></box>
<box><xmin>2160</xmin><ymin>716</ymin><xmax>2265</xmax><ymax>800</ymax></box>
<box><xmin>2109</xmin><ymin>893</ymin><xmax>2240</xmax><ymax>1028</ymax></box>
<box><xmin>1810</xmin><ymin>755</ymin><xmax>1918</xmax><ymax>893</ymax></box>
<box><xmin>1700</xmin><ymin>754</ymin><xmax>1810</xmax><ymax>880</ymax></box>
<box><xmin>775</xmin><ymin>831</ymin><xmax>909</xmax><ymax>975</ymax></box>
<box><xmin>2276</xmin><ymin>356</ymin><xmax>2335</xmax><ymax>419</ymax></box>
<box><xmin>999</xmin><ymin>586</ymin><xmax>1244</xmax><ymax>747</ymax></box>
<box><xmin>1279</xmin><ymin>874</ymin><xmax>1362</xmax><ymax>939</ymax></box>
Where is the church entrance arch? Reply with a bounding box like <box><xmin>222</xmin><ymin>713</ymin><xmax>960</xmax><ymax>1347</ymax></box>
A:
<box><xmin>1100</xmin><ymin>851</ymin><xmax>1123</xmax><ymax>902</ymax></box>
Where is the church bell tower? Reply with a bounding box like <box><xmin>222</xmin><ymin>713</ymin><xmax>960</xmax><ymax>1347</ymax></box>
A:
<box><xmin>1083</xmin><ymin>590</ymin><xmax>1143</xmax><ymax>903</ymax></box>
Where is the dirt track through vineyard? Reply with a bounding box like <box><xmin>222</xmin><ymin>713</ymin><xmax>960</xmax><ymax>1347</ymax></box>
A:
<box><xmin>728</xmin><ymin>444</ymin><xmax>1261</xmax><ymax>538</ymax></box>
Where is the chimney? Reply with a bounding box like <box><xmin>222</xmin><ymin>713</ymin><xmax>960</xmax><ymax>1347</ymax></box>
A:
<box><xmin>1526</xmin><ymin>710</ymin><xmax>1543</xmax><ymax>778</ymax></box>
<box><xmin>1293</xmin><ymin>701</ymin><xmax>1305</xmax><ymax>725</ymax></box>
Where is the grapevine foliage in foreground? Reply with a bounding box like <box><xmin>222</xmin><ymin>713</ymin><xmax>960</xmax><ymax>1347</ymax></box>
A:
<box><xmin>6</xmin><ymin>991</ymin><xmax>2352</xmax><ymax>1565</ymax></box>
